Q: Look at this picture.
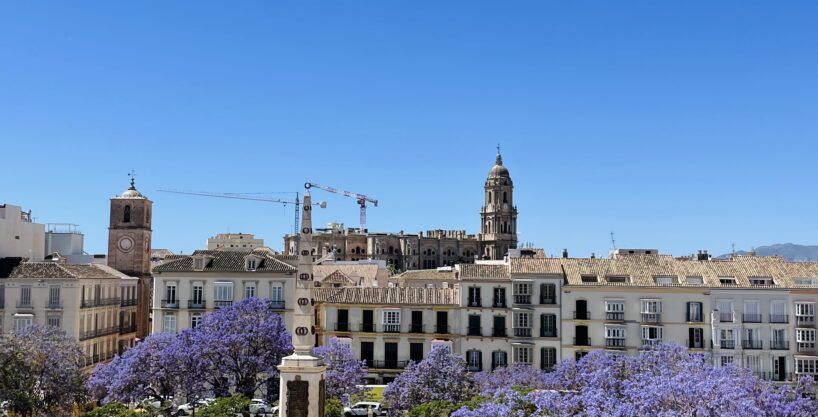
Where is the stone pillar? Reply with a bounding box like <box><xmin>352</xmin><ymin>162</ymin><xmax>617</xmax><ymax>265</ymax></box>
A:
<box><xmin>279</xmin><ymin>189</ymin><xmax>326</xmax><ymax>417</ymax></box>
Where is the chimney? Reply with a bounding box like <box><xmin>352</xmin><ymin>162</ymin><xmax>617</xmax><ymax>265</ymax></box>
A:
<box><xmin>562</xmin><ymin>249</ymin><xmax>568</xmax><ymax>258</ymax></box>
<box><xmin>696</xmin><ymin>250</ymin><xmax>710</xmax><ymax>261</ymax></box>
<box><xmin>590</xmin><ymin>252</ymin><xmax>596</xmax><ymax>259</ymax></box>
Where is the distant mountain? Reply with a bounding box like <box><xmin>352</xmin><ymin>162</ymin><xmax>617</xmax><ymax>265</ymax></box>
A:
<box><xmin>717</xmin><ymin>243</ymin><xmax>818</xmax><ymax>262</ymax></box>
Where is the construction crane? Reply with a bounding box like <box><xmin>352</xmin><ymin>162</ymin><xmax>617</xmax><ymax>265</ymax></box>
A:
<box><xmin>304</xmin><ymin>182</ymin><xmax>378</xmax><ymax>232</ymax></box>
<box><xmin>156</xmin><ymin>188</ymin><xmax>326</xmax><ymax>243</ymax></box>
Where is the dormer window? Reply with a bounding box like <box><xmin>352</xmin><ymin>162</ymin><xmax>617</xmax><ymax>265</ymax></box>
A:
<box><xmin>607</xmin><ymin>275</ymin><xmax>629</xmax><ymax>284</ymax></box>
<box><xmin>247</xmin><ymin>259</ymin><xmax>257</xmax><ymax>270</ymax></box>
<box><xmin>244</xmin><ymin>255</ymin><xmax>262</xmax><ymax>271</ymax></box>
<box><xmin>653</xmin><ymin>276</ymin><xmax>674</xmax><ymax>285</ymax></box>
<box><xmin>686</xmin><ymin>276</ymin><xmax>703</xmax><ymax>285</ymax></box>
<box><xmin>581</xmin><ymin>275</ymin><xmax>598</xmax><ymax>283</ymax></box>
<box><xmin>719</xmin><ymin>277</ymin><xmax>737</xmax><ymax>285</ymax></box>
<box><xmin>193</xmin><ymin>257</ymin><xmax>205</xmax><ymax>271</ymax></box>
<box><xmin>749</xmin><ymin>277</ymin><xmax>775</xmax><ymax>286</ymax></box>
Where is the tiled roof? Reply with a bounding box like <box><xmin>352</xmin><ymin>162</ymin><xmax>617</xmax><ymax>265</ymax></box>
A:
<box><xmin>6</xmin><ymin>262</ymin><xmax>125</xmax><ymax>279</ymax></box>
<box><xmin>392</xmin><ymin>269</ymin><xmax>456</xmax><ymax>281</ymax></box>
<box><xmin>313</xmin><ymin>287</ymin><xmax>459</xmax><ymax>305</ymax></box>
<box><xmin>153</xmin><ymin>249</ymin><xmax>296</xmax><ymax>273</ymax></box>
<box><xmin>314</xmin><ymin>264</ymin><xmax>379</xmax><ymax>286</ymax></box>
<box><xmin>457</xmin><ymin>263</ymin><xmax>509</xmax><ymax>279</ymax></box>
<box><xmin>560</xmin><ymin>254</ymin><xmax>818</xmax><ymax>288</ymax></box>
<box><xmin>322</xmin><ymin>270</ymin><xmax>356</xmax><ymax>285</ymax></box>
<box><xmin>510</xmin><ymin>258</ymin><xmax>564</xmax><ymax>275</ymax></box>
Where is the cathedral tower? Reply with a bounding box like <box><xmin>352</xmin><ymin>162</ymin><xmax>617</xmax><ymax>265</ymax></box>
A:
<box><xmin>107</xmin><ymin>177</ymin><xmax>152</xmax><ymax>338</ymax></box>
<box><xmin>479</xmin><ymin>149</ymin><xmax>517</xmax><ymax>260</ymax></box>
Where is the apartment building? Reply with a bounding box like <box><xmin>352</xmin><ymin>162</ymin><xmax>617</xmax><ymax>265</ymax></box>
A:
<box><xmin>151</xmin><ymin>248</ymin><xmax>297</xmax><ymax>334</ymax></box>
<box><xmin>560</xmin><ymin>251</ymin><xmax>818</xmax><ymax>382</ymax></box>
<box><xmin>0</xmin><ymin>257</ymin><xmax>138</xmax><ymax>368</ymax></box>
<box><xmin>314</xmin><ymin>286</ymin><xmax>459</xmax><ymax>383</ymax></box>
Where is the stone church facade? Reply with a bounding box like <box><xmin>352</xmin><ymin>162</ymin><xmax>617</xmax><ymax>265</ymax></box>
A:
<box><xmin>283</xmin><ymin>151</ymin><xmax>518</xmax><ymax>271</ymax></box>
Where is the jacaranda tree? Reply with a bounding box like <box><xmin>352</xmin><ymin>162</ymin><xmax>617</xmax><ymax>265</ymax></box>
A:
<box><xmin>472</xmin><ymin>363</ymin><xmax>546</xmax><ymax>397</ymax></box>
<box><xmin>0</xmin><ymin>325</ymin><xmax>87</xmax><ymax>416</ymax></box>
<box><xmin>450</xmin><ymin>343</ymin><xmax>818</xmax><ymax>417</ymax></box>
<box><xmin>313</xmin><ymin>337</ymin><xmax>368</xmax><ymax>402</ymax></box>
<box><xmin>383</xmin><ymin>345</ymin><xmax>475</xmax><ymax>416</ymax></box>
<box><xmin>88</xmin><ymin>297</ymin><xmax>293</xmax><ymax>404</ymax></box>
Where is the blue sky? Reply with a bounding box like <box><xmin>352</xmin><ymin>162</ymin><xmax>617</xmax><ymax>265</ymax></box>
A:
<box><xmin>1</xmin><ymin>2</ymin><xmax>817</xmax><ymax>257</ymax></box>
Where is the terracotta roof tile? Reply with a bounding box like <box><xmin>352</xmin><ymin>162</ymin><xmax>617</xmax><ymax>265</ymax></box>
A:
<box><xmin>153</xmin><ymin>249</ymin><xmax>296</xmax><ymax>273</ymax></box>
<box><xmin>313</xmin><ymin>287</ymin><xmax>459</xmax><ymax>305</ymax></box>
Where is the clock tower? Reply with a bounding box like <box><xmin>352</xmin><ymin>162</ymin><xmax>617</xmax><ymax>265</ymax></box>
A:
<box><xmin>107</xmin><ymin>177</ymin><xmax>153</xmax><ymax>338</ymax></box>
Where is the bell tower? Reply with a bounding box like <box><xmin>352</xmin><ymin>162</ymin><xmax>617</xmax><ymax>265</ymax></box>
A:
<box><xmin>107</xmin><ymin>176</ymin><xmax>152</xmax><ymax>338</ymax></box>
<box><xmin>479</xmin><ymin>147</ymin><xmax>517</xmax><ymax>260</ymax></box>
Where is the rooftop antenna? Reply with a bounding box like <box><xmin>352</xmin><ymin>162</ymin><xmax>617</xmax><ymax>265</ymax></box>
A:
<box><xmin>610</xmin><ymin>231</ymin><xmax>617</xmax><ymax>250</ymax></box>
<box><xmin>731</xmin><ymin>243</ymin><xmax>735</xmax><ymax>256</ymax></box>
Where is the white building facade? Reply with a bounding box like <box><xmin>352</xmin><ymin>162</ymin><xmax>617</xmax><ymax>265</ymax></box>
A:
<box><xmin>0</xmin><ymin>204</ymin><xmax>45</xmax><ymax>261</ymax></box>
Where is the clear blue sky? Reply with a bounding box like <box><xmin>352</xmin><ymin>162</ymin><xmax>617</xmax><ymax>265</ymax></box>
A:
<box><xmin>2</xmin><ymin>2</ymin><xmax>817</xmax><ymax>257</ymax></box>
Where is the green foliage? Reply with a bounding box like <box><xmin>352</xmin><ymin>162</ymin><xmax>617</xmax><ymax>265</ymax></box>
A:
<box><xmin>406</xmin><ymin>400</ymin><xmax>456</xmax><ymax>417</ymax></box>
<box><xmin>84</xmin><ymin>402</ymin><xmax>143</xmax><ymax>417</ymax></box>
<box><xmin>197</xmin><ymin>395</ymin><xmax>251</xmax><ymax>417</ymax></box>
<box><xmin>324</xmin><ymin>398</ymin><xmax>344</xmax><ymax>417</ymax></box>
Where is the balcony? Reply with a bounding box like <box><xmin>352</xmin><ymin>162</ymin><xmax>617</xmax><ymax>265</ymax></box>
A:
<box><xmin>796</xmin><ymin>343</ymin><xmax>816</xmax><ymax>354</ymax></box>
<box><xmin>334</xmin><ymin>323</ymin><xmax>350</xmax><ymax>332</ymax></box>
<box><xmin>100</xmin><ymin>297</ymin><xmax>121</xmax><ymax>306</ymax></box>
<box><xmin>796</xmin><ymin>316</ymin><xmax>816</xmax><ymax>327</ymax></box>
<box><xmin>540</xmin><ymin>296</ymin><xmax>556</xmax><ymax>305</ymax></box>
<box><xmin>641</xmin><ymin>339</ymin><xmax>662</xmax><ymax>348</ymax></box>
<box><xmin>81</xmin><ymin>299</ymin><xmax>97</xmax><ymax>308</ymax></box>
<box><xmin>758</xmin><ymin>372</ymin><xmax>792</xmax><ymax>382</ymax></box>
<box><xmin>467</xmin><ymin>326</ymin><xmax>482</xmax><ymax>336</ymax></box>
<box><xmin>383</xmin><ymin>324</ymin><xmax>401</xmax><ymax>333</ymax></box>
<box><xmin>492</xmin><ymin>300</ymin><xmax>507</xmax><ymax>308</ymax></box>
<box><xmin>573</xmin><ymin>337</ymin><xmax>591</xmax><ymax>346</ymax></box>
<box><xmin>770</xmin><ymin>314</ymin><xmax>789</xmax><ymax>324</ymax></box>
<box><xmin>188</xmin><ymin>299</ymin><xmax>206</xmax><ymax>309</ymax></box>
<box><xmin>492</xmin><ymin>327</ymin><xmax>507</xmax><ymax>337</ymax></box>
<box><xmin>605</xmin><ymin>338</ymin><xmax>626</xmax><ymax>348</ymax></box>
<box><xmin>719</xmin><ymin>312</ymin><xmax>734</xmax><ymax>323</ymax></box>
<box><xmin>160</xmin><ymin>299</ymin><xmax>180</xmax><ymax>309</ymax></box>
<box><xmin>79</xmin><ymin>326</ymin><xmax>120</xmax><ymax>341</ymax></box>
<box><xmin>605</xmin><ymin>312</ymin><xmax>624</xmax><ymax>321</ymax></box>
<box><xmin>359</xmin><ymin>323</ymin><xmax>377</xmax><ymax>333</ymax></box>
<box><xmin>720</xmin><ymin>340</ymin><xmax>736</xmax><ymax>349</ymax></box>
<box><xmin>513</xmin><ymin>295</ymin><xmax>531</xmax><ymax>305</ymax></box>
<box><xmin>742</xmin><ymin>313</ymin><xmax>762</xmax><ymax>323</ymax></box>
<box><xmin>540</xmin><ymin>329</ymin><xmax>558</xmax><ymax>338</ymax></box>
<box><xmin>214</xmin><ymin>300</ymin><xmax>233</xmax><ymax>309</ymax></box>
<box><xmin>409</xmin><ymin>323</ymin><xmax>425</xmax><ymax>333</ymax></box>
<box><xmin>120</xmin><ymin>298</ymin><xmax>137</xmax><ymax>307</ymax></box>
<box><xmin>369</xmin><ymin>360</ymin><xmax>408</xmax><ymax>370</ymax></box>
<box><xmin>513</xmin><ymin>327</ymin><xmax>532</xmax><ymax>338</ymax></box>
<box><xmin>573</xmin><ymin>310</ymin><xmax>590</xmax><ymax>320</ymax></box>
<box><xmin>641</xmin><ymin>313</ymin><xmax>662</xmax><ymax>324</ymax></box>
<box><xmin>16</xmin><ymin>301</ymin><xmax>33</xmax><ymax>310</ymax></box>
<box><xmin>269</xmin><ymin>300</ymin><xmax>286</xmax><ymax>310</ymax></box>
<box><xmin>686</xmin><ymin>339</ymin><xmax>705</xmax><ymax>349</ymax></box>
<box><xmin>687</xmin><ymin>314</ymin><xmax>703</xmax><ymax>323</ymax></box>
<box><xmin>119</xmin><ymin>324</ymin><xmax>137</xmax><ymax>334</ymax></box>
<box><xmin>467</xmin><ymin>298</ymin><xmax>482</xmax><ymax>308</ymax></box>
<box><xmin>434</xmin><ymin>325</ymin><xmax>450</xmax><ymax>334</ymax></box>
<box><xmin>743</xmin><ymin>340</ymin><xmax>763</xmax><ymax>349</ymax></box>
<box><xmin>45</xmin><ymin>302</ymin><xmax>63</xmax><ymax>310</ymax></box>
<box><xmin>770</xmin><ymin>340</ymin><xmax>790</xmax><ymax>350</ymax></box>
<box><xmin>467</xmin><ymin>364</ymin><xmax>482</xmax><ymax>372</ymax></box>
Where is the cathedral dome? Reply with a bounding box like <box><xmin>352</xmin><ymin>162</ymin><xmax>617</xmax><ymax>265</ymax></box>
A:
<box><xmin>488</xmin><ymin>153</ymin><xmax>510</xmax><ymax>178</ymax></box>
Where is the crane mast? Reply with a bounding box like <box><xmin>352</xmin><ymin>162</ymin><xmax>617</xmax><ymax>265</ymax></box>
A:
<box><xmin>304</xmin><ymin>182</ymin><xmax>378</xmax><ymax>231</ymax></box>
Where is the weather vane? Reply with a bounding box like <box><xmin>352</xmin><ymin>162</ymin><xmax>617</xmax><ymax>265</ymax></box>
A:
<box><xmin>128</xmin><ymin>169</ymin><xmax>136</xmax><ymax>188</ymax></box>
<box><xmin>497</xmin><ymin>143</ymin><xmax>501</xmax><ymax>154</ymax></box>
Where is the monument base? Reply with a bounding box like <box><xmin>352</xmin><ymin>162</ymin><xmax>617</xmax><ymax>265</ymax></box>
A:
<box><xmin>278</xmin><ymin>353</ymin><xmax>326</xmax><ymax>417</ymax></box>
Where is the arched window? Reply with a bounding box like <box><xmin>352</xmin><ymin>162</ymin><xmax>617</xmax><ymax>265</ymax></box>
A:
<box><xmin>503</xmin><ymin>191</ymin><xmax>508</xmax><ymax>203</ymax></box>
<box><xmin>123</xmin><ymin>206</ymin><xmax>131</xmax><ymax>223</ymax></box>
<box><xmin>388</xmin><ymin>246</ymin><xmax>394</xmax><ymax>255</ymax></box>
<box><xmin>488</xmin><ymin>191</ymin><xmax>492</xmax><ymax>202</ymax></box>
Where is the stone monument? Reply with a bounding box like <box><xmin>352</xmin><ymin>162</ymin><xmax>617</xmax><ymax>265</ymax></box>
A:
<box><xmin>278</xmin><ymin>189</ymin><xmax>327</xmax><ymax>417</ymax></box>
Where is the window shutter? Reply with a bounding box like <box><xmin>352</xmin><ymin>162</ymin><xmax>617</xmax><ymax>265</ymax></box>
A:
<box><xmin>478</xmin><ymin>351</ymin><xmax>483</xmax><ymax>372</ymax></box>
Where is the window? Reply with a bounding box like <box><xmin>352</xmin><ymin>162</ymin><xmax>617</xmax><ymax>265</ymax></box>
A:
<box><xmin>717</xmin><ymin>299</ymin><xmax>734</xmax><ymax>322</ymax></box>
<box><xmin>771</xmin><ymin>328</ymin><xmax>788</xmax><ymax>349</ymax></box>
<box><xmin>653</xmin><ymin>276</ymin><xmax>674</xmax><ymax>285</ymax></box>
<box><xmin>214</xmin><ymin>282</ymin><xmax>233</xmax><ymax>308</ymax></box>
<box><xmin>719</xmin><ymin>277</ymin><xmax>737</xmax><ymax>285</ymax></box>
<box><xmin>749</xmin><ymin>277</ymin><xmax>774</xmax><ymax>286</ymax></box>
<box><xmin>468</xmin><ymin>314</ymin><xmax>482</xmax><ymax>336</ymax></box>
<box><xmin>689</xmin><ymin>328</ymin><xmax>704</xmax><ymax>349</ymax></box>
<box><xmin>641</xmin><ymin>326</ymin><xmax>663</xmax><ymax>345</ymax></box>
<box><xmin>540</xmin><ymin>347</ymin><xmax>557</xmax><ymax>370</ymax></box>
<box><xmin>640</xmin><ymin>299</ymin><xmax>662</xmax><ymax>323</ymax></box>
<box><xmin>468</xmin><ymin>287</ymin><xmax>481</xmax><ymax>307</ymax></box>
<box><xmin>512</xmin><ymin>346</ymin><xmax>532</xmax><ymax>364</ymax></box>
<box><xmin>744</xmin><ymin>355</ymin><xmax>761</xmax><ymax>374</ymax></box>
<box><xmin>193</xmin><ymin>257</ymin><xmax>205</xmax><ymax>271</ymax></box>
<box><xmin>686</xmin><ymin>276</ymin><xmax>703</xmax><ymax>285</ymax></box>
<box><xmin>192</xmin><ymin>283</ymin><xmax>203</xmax><ymax>304</ymax></box>
<box><xmin>246</xmin><ymin>259</ymin><xmax>257</xmax><ymax>270</ymax></box>
<box><xmin>796</xmin><ymin>329</ymin><xmax>816</xmax><ymax>351</ymax></box>
<box><xmin>744</xmin><ymin>328</ymin><xmax>762</xmax><ymax>349</ymax></box>
<box><xmin>719</xmin><ymin>355</ymin><xmax>734</xmax><ymax>368</ymax></box>
<box><xmin>687</xmin><ymin>302</ymin><xmax>703</xmax><ymax>322</ymax></box>
<box><xmin>605</xmin><ymin>326</ymin><xmax>626</xmax><ymax>348</ymax></box>
<box><xmin>795</xmin><ymin>278</ymin><xmax>818</xmax><ymax>286</ymax></box>
<box><xmin>719</xmin><ymin>329</ymin><xmax>736</xmax><ymax>349</ymax></box>
<box><xmin>165</xmin><ymin>284</ymin><xmax>177</xmax><ymax>303</ymax></box>
<box><xmin>492</xmin><ymin>351</ymin><xmax>507</xmax><ymax>369</ymax></box>
<box><xmin>244</xmin><ymin>282</ymin><xmax>256</xmax><ymax>299</ymax></box>
<box><xmin>410</xmin><ymin>342</ymin><xmax>424</xmax><ymax>362</ymax></box>
<box><xmin>580</xmin><ymin>275</ymin><xmax>598</xmax><ymax>283</ymax></box>
<box><xmin>796</xmin><ymin>358</ymin><xmax>818</xmax><ymax>375</ymax></box>
<box><xmin>605</xmin><ymin>300</ymin><xmax>625</xmax><ymax>321</ymax></box>
<box><xmin>795</xmin><ymin>303</ymin><xmax>816</xmax><ymax>325</ymax></box>
<box><xmin>383</xmin><ymin>310</ymin><xmax>401</xmax><ymax>333</ymax></box>
<box><xmin>512</xmin><ymin>282</ymin><xmax>532</xmax><ymax>304</ymax></box>
<box><xmin>539</xmin><ymin>283</ymin><xmax>556</xmax><ymax>304</ymax></box>
<box><xmin>607</xmin><ymin>275</ymin><xmax>629</xmax><ymax>283</ymax></box>
<box><xmin>540</xmin><ymin>314</ymin><xmax>557</xmax><ymax>337</ymax></box>
<box><xmin>191</xmin><ymin>314</ymin><xmax>202</xmax><ymax>329</ymax></box>
<box><xmin>163</xmin><ymin>314</ymin><xmax>177</xmax><ymax>333</ymax></box>
<box><xmin>513</xmin><ymin>311</ymin><xmax>532</xmax><ymax>337</ymax></box>
<box><xmin>271</xmin><ymin>283</ymin><xmax>284</xmax><ymax>302</ymax></box>
<box><xmin>467</xmin><ymin>350</ymin><xmax>482</xmax><ymax>371</ymax></box>
<box><xmin>48</xmin><ymin>286</ymin><xmax>60</xmax><ymax>307</ymax></box>
<box><xmin>20</xmin><ymin>286</ymin><xmax>32</xmax><ymax>306</ymax></box>
<box><xmin>743</xmin><ymin>300</ymin><xmax>761</xmax><ymax>323</ymax></box>
<box><xmin>47</xmin><ymin>315</ymin><xmax>61</xmax><ymax>328</ymax></box>
<box><xmin>493</xmin><ymin>287</ymin><xmax>506</xmax><ymax>308</ymax></box>
<box><xmin>123</xmin><ymin>206</ymin><xmax>131</xmax><ymax>223</ymax></box>
<box><xmin>13</xmin><ymin>315</ymin><xmax>33</xmax><ymax>332</ymax></box>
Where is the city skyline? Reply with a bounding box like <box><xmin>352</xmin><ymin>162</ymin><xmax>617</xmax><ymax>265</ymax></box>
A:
<box><xmin>2</xmin><ymin>2</ymin><xmax>817</xmax><ymax>257</ymax></box>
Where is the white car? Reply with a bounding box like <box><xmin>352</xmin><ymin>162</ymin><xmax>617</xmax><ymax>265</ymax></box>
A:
<box><xmin>249</xmin><ymin>398</ymin><xmax>276</xmax><ymax>414</ymax></box>
<box><xmin>344</xmin><ymin>402</ymin><xmax>385</xmax><ymax>416</ymax></box>
<box><xmin>177</xmin><ymin>398</ymin><xmax>215</xmax><ymax>415</ymax></box>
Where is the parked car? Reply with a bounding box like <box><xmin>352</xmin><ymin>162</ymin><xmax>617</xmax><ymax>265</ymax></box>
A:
<box><xmin>249</xmin><ymin>398</ymin><xmax>275</xmax><ymax>414</ymax></box>
<box><xmin>177</xmin><ymin>398</ymin><xmax>215</xmax><ymax>415</ymax></box>
<box><xmin>344</xmin><ymin>401</ymin><xmax>385</xmax><ymax>416</ymax></box>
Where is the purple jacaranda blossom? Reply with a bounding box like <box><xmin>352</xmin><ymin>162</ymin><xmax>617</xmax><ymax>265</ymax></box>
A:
<box><xmin>383</xmin><ymin>345</ymin><xmax>476</xmax><ymax>416</ymax></box>
<box><xmin>190</xmin><ymin>297</ymin><xmax>293</xmax><ymax>398</ymax></box>
<box><xmin>473</xmin><ymin>363</ymin><xmax>546</xmax><ymax>397</ymax></box>
<box><xmin>313</xmin><ymin>337</ymin><xmax>368</xmax><ymax>402</ymax></box>
<box><xmin>0</xmin><ymin>325</ymin><xmax>87</xmax><ymax>416</ymax></box>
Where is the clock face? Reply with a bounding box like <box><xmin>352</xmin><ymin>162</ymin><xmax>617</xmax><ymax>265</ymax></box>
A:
<box><xmin>118</xmin><ymin>237</ymin><xmax>134</xmax><ymax>253</ymax></box>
